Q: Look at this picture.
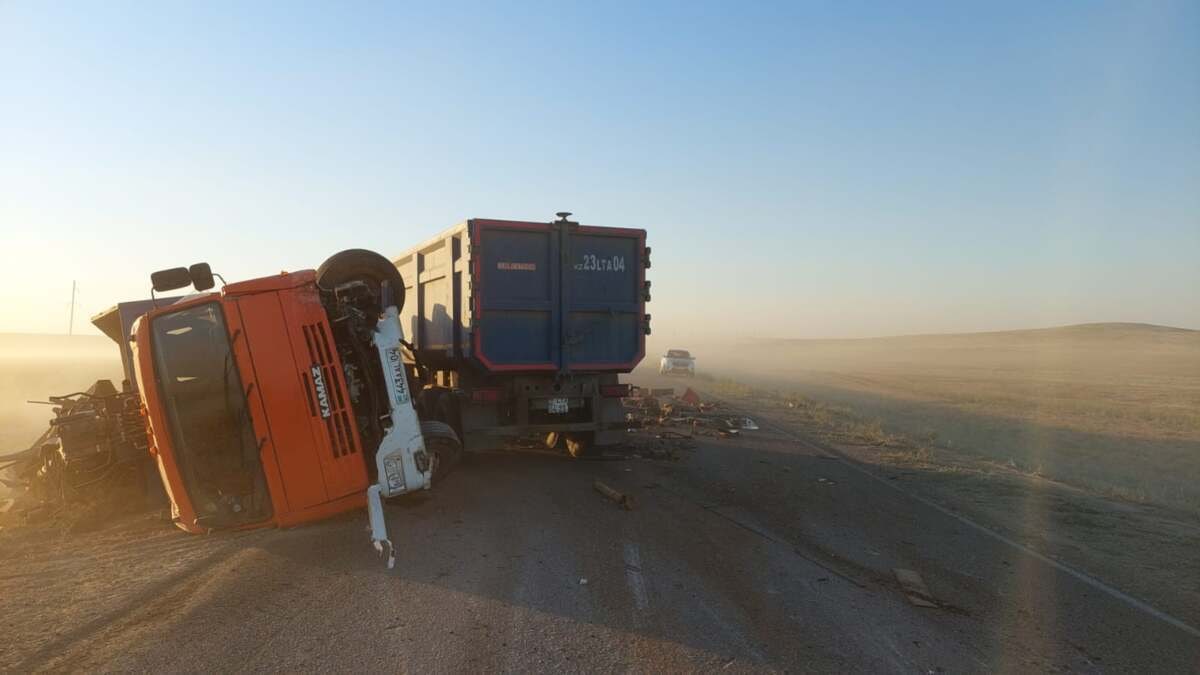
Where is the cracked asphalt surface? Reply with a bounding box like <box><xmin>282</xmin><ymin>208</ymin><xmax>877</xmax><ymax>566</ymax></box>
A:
<box><xmin>3</xmin><ymin>392</ymin><xmax>1198</xmax><ymax>672</ymax></box>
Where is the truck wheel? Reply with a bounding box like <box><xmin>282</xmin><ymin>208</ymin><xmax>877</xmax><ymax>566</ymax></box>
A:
<box><xmin>317</xmin><ymin>249</ymin><xmax>407</xmax><ymax>312</ymax></box>
<box><xmin>417</xmin><ymin>388</ymin><xmax>440</xmax><ymax>421</ymax></box>
<box><xmin>565</xmin><ymin>432</ymin><xmax>600</xmax><ymax>459</ymax></box>
<box><xmin>435</xmin><ymin>389</ymin><xmax>464</xmax><ymax>444</ymax></box>
<box><xmin>420</xmin><ymin>420</ymin><xmax>462</xmax><ymax>480</ymax></box>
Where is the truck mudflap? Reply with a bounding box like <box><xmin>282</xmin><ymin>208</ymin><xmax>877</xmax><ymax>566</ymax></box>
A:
<box><xmin>367</xmin><ymin>303</ymin><xmax>433</xmax><ymax>567</ymax></box>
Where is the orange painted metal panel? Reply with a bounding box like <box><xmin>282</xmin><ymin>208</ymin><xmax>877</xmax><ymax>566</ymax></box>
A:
<box><xmin>222</xmin><ymin>305</ymin><xmax>290</xmax><ymax>524</ymax></box>
<box><xmin>277</xmin><ymin>287</ymin><xmax>368</xmax><ymax>500</ymax></box>
<box><xmin>236</xmin><ymin>292</ymin><xmax>330</xmax><ymax>511</ymax></box>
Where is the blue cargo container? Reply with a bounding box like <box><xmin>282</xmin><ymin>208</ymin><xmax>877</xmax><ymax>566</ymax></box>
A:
<box><xmin>393</xmin><ymin>214</ymin><xmax>650</xmax><ymax>456</ymax></box>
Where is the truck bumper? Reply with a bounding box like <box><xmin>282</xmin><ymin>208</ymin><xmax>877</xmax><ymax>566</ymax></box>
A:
<box><xmin>457</xmin><ymin>374</ymin><xmax>629</xmax><ymax>452</ymax></box>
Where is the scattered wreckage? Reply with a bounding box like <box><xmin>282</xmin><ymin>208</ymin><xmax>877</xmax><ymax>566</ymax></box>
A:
<box><xmin>1</xmin><ymin>299</ymin><xmax>171</xmax><ymax>526</ymax></box>
<box><xmin>0</xmin><ymin>379</ymin><xmax>157</xmax><ymax>524</ymax></box>
<box><xmin>619</xmin><ymin>386</ymin><xmax>759</xmax><ymax>459</ymax></box>
<box><xmin>625</xmin><ymin>386</ymin><xmax>759</xmax><ymax>435</ymax></box>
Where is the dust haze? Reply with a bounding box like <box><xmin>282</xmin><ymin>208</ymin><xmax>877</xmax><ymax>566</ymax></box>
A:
<box><xmin>7</xmin><ymin>323</ymin><xmax>1200</xmax><ymax>511</ymax></box>
<box><xmin>0</xmin><ymin>334</ymin><xmax>123</xmax><ymax>458</ymax></box>
<box><xmin>645</xmin><ymin>322</ymin><xmax>1200</xmax><ymax>511</ymax></box>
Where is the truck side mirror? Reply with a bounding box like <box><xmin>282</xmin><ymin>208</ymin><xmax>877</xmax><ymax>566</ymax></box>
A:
<box><xmin>151</xmin><ymin>267</ymin><xmax>193</xmax><ymax>292</ymax></box>
<box><xmin>189</xmin><ymin>263</ymin><xmax>215</xmax><ymax>292</ymax></box>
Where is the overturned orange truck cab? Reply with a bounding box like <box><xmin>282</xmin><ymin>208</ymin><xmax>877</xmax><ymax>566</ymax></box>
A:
<box><xmin>130</xmin><ymin>250</ymin><xmax>456</xmax><ymax>564</ymax></box>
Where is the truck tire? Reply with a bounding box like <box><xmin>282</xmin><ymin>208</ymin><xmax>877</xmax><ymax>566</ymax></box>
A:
<box><xmin>420</xmin><ymin>420</ymin><xmax>462</xmax><ymax>480</ymax></box>
<box><xmin>317</xmin><ymin>249</ymin><xmax>406</xmax><ymax>312</ymax></box>
<box><xmin>416</xmin><ymin>388</ymin><xmax>440</xmax><ymax>421</ymax></box>
<box><xmin>435</xmin><ymin>389</ymin><xmax>464</xmax><ymax>444</ymax></box>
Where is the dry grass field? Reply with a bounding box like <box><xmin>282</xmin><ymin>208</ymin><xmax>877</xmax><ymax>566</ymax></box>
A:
<box><xmin>693</xmin><ymin>323</ymin><xmax>1200</xmax><ymax>512</ymax></box>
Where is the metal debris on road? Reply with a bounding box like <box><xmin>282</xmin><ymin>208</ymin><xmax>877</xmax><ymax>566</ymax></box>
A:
<box><xmin>623</xmin><ymin>385</ymin><xmax>760</xmax><ymax>444</ymax></box>
<box><xmin>593</xmin><ymin>479</ymin><xmax>634</xmax><ymax>510</ymax></box>
<box><xmin>628</xmin><ymin>437</ymin><xmax>687</xmax><ymax>460</ymax></box>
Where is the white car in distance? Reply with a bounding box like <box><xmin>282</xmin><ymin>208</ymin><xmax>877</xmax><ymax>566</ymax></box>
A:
<box><xmin>659</xmin><ymin>349</ymin><xmax>696</xmax><ymax>377</ymax></box>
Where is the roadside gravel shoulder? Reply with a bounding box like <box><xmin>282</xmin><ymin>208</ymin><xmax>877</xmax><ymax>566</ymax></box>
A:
<box><xmin>690</xmin><ymin>383</ymin><xmax>1200</xmax><ymax>630</ymax></box>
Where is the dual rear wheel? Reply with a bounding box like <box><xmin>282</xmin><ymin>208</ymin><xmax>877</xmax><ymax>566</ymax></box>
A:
<box><xmin>416</xmin><ymin>388</ymin><xmax>464</xmax><ymax>480</ymax></box>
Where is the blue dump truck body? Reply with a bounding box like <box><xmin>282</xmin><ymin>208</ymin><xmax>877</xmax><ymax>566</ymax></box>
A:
<box><xmin>394</xmin><ymin>216</ymin><xmax>650</xmax><ymax>455</ymax></box>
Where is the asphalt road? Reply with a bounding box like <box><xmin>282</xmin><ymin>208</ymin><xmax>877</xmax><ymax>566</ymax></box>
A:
<box><xmin>4</xmin><ymin>387</ymin><xmax>1199</xmax><ymax>672</ymax></box>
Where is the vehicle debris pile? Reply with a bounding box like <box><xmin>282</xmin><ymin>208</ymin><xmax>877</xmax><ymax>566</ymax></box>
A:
<box><xmin>0</xmin><ymin>379</ymin><xmax>158</xmax><ymax>528</ymax></box>
<box><xmin>619</xmin><ymin>386</ymin><xmax>760</xmax><ymax>459</ymax></box>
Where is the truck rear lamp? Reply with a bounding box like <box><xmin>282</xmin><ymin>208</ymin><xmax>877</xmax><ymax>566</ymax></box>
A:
<box><xmin>600</xmin><ymin>384</ymin><xmax>631</xmax><ymax>398</ymax></box>
<box><xmin>471</xmin><ymin>388</ymin><xmax>504</xmax><ymax>403</ymax></box>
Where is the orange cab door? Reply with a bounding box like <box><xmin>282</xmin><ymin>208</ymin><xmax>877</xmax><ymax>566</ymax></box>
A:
<box><xmin>235</xmin><ymin>293</ymin><xmax>331</xmax><ymax>511</ymax></box>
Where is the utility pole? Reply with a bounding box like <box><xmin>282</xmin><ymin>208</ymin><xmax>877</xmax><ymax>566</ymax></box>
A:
<box><xmin>68</xmin><ymin>281</ymin><xmax>76</xmax><ymax>336</ymax></box>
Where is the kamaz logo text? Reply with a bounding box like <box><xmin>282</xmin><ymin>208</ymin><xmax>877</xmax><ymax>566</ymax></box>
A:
<box><xmin>310</xmin><ymin>365</ymin><xmax>332</xmax><ymax>418</ymax></box>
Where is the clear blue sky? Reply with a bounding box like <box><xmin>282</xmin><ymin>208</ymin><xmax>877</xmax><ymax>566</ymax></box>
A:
<box><xmin>2</xmin><ymin>1</ymin><xmax>1197</xmax><ymax>341</ymax></box>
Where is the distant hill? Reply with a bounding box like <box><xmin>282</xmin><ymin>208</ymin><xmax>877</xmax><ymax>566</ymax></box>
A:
<box><xmin>708</xmin><ymin>321</ymin><xmax>1200</xmax><ymax>384</ymax></box>
<box><xmin>772</xmin><ymin>322</ymin><xmax>1199</xmax><ymax>346</ymax></box>
<box><xmin>646</xmin><ymin>323</ymin><xmax>1199</xmax><ymax>375</ymax></box>
<box><xmin>1030</xmin><ymin>321</ymin><xmax>1198</xmax><ymax>335</ymax></box>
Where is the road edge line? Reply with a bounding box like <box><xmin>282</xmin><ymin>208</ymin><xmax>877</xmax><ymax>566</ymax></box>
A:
<box><xmin>706</xmin><ymin>389</ymin><xmax>1200</xmax><ymax>640</ymax></box>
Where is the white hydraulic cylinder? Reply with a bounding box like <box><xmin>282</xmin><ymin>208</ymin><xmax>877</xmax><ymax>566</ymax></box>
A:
<box><xmin>366</xmin><ymin>303</ymin><xmax>432</xmax><ymax>567</ymax></box>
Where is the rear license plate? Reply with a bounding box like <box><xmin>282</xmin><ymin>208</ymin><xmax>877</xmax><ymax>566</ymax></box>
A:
<box><xmin>548</xmin><ymin>397</ymin><xmax>569</xmax><ymax>414</ymax></box>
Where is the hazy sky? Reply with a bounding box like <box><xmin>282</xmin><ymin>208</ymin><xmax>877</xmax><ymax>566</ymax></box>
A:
<box><xmin>2</xmin><ymin>1</ymin><xmax>1197</xmax><ymax>342</ymax></box>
